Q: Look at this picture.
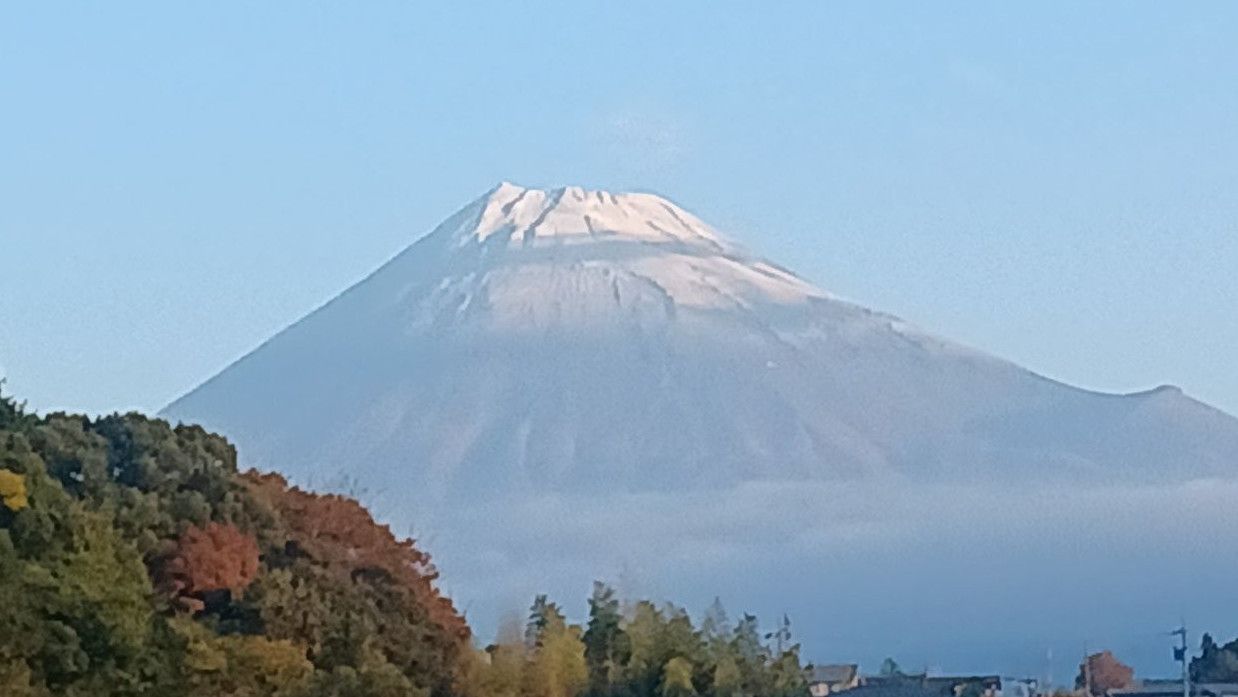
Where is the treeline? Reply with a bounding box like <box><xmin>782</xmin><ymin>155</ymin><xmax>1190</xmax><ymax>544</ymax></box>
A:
<box><xmin>464</xmin><ymin>589</ymin><xmax>805</xmax><ymax>697</ymax></box>
<box><xmin>0</xmin><ymin>388</ymin><xmax>805</xmax><ymax>697</ymax></box>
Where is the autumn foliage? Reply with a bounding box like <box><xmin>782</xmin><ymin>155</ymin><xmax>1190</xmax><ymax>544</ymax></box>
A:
<box><xmin>159</xmin><ymin>521</ymin><xmax>261</xmax><ymax>612</ymax></box>
<box><xmin>0</xmin><ymin>468</ymin><xmax>27</xmax><ymax>511</ymax></box>
<box><xmin>245</xmin><ymin>471</ymin><xmax>469</xmax><ymax>641</ymax></box>
<box><xmin>1077</xmin><ymin>650</ymin><xmax>1134</xmax><ymax>697</ymax></box>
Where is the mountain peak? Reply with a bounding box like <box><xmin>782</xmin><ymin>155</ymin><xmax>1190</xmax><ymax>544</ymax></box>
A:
<box><xmin>438</xmin><ymin>182</ymin><xmax>732</xmax><ymax>252</ymax></box>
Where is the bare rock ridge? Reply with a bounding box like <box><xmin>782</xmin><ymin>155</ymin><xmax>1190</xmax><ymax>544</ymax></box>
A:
<box><xmin>162</xmin><ymin>182</ymin><xmax>1238</xmax><ymax>502</ymax></box>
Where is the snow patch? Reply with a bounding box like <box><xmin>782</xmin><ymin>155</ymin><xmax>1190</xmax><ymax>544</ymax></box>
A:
<box><xmin>453</xmin><ymin>182</ymin><xmax>732</xmax><ymax>251</ymax></box>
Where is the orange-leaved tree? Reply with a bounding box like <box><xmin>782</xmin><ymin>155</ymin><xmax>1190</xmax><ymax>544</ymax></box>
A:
<box><xmin>159</xmin><ymin>521</ymin><xmax>260</xmax><ymax>613</ymax></box>
<box><xmin>1077</xmin><ymin>650</ymin><xmax>1134</xmax><ymax>697</ymax></box>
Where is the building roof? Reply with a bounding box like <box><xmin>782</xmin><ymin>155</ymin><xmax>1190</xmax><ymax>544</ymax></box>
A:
<box><xmin>839</xmin><ymin>684</ymin><xmax>943</xmax><ymax>697</ymax></box>
<box><xmin>1110</xmin><ymin>683</ymin><xmax>1238</xmax><ymax>697</ymax></box>
<box><xmin>862</xmin><ymin>675</ymin><xmax>1002</xmax><ymax>696</ymax></box>
<box><xmin>810</xmin><ymin>665</ymin><xmax>860</xmax><ymax>685</ymax></box>
<box><xmin>922</xmin><ymin>676</ymin><xmax>1002</xmax><ymax>693</ymax></box>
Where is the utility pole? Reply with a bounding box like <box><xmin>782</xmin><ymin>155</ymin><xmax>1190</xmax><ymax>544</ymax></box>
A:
<box><xmin>1046</xmin><ymin>648</ymin><xmax>1053</xmax><ymax>696</ymax></box>
<box><xmin>1172</xmin><ymin>626</ymin><xmax>1189</xmax><ymax>697</ymax></box>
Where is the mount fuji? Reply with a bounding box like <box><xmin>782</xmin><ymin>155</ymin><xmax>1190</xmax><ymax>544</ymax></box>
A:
<box><xmin>163</xmin><ymin>183</ymin><xmax>1238</xmax><ymax>673</ymax></box>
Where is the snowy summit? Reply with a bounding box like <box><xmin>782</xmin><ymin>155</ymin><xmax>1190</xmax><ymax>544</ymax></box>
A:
<box><xmin>456</xmin><ymin>181</ymin><xmax>732</xmax><ymax>250</ymax></box>
<box><xmin>399</xmin><ymin>181</ymin><xmax>829</xmax><ymax>321</ymax></box>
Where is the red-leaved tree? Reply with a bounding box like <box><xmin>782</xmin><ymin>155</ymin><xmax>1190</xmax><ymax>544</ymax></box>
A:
<box><xmin>159</xmin><ymin>521</ymin><xmax>260</xmax><ymax>613</ymax></box>
<box><xmin>1078</xmin><ymin>650</ymin><xmax>1134</xmax><ymax>697</ymax></box>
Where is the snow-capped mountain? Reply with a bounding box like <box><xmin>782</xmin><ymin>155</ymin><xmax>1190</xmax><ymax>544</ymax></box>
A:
<box><xmin>162</xmin><ymin>183</ymin><xmax>1238</xmax><ymax>672</ymax></box>
<box><xmin>163</xmin><ymin>182</ymin><xmax>1238</xmax><ymax>497</ymax></box>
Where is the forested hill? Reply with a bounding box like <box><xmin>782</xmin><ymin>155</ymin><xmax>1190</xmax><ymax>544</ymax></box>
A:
<box><xmin>0</xmin><ymin>389</ymin><xmax>467</xmax><ymax>696</ymax></box>
<box><xmin>0</xmin><ymin>389</ymin><xmax>809</xmax><ymax>697</ymax></box>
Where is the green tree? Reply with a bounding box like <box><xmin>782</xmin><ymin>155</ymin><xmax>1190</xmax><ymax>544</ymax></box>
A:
<box><xmin>584</xmin><ymin>582</ymin><xmax>628</xmax><ymax>697</ymax></box>
<box><xmin>766</xmin><ymin>646</ymin><xmax>805</xmax><ymax>697</ymax></box>
<box><xmin>527</xmin><ymin>595</ymin><xmax>567</xmax><ymax>649</ymax></box>
<box><xmin>301</xmin><ymin>642</ymin><xmax>425</xmax><ymax>697</ymax></box>
<box><xmin>0</xmin><ymin>431</ymin><xmax>160</xmax><ymax>696</ymax></box>
<box><xmin>731</xmin><ymin>614</ymin><xmax>769</xmax><ymax>696</ymax></box>
<box><xmin>176</xmin><ymin>617</ymin><xmax>314</xmax><ymax>697</ymax></box>
<box><xmin>0</xmin><ymin>384</ymin><xmax>33</xmax><ymax>433</ymax></box>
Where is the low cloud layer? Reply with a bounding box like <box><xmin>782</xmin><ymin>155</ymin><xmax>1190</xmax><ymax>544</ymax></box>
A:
<box><xmin>374</xmin><ymin>477</ymin><xmax>1238</xmax><ymax>678</ymax></box>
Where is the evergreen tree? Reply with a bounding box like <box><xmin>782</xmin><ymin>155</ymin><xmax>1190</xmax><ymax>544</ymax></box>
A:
<box><xmin>527</xmin><ymin>595</ymin><xmax>567</xmax><ymax>649</ymax></box>
<box><xmin>524</xmin><ymin>600</ymin><xmax>588</xmax><ymax>697</ymax></box>
<box><xmin>878</xmin><ymin>658</ymin><xmax>902</xmax><ymax>678</ymax></box>
<box><xmin>699</xmin><ymin>598</ymin><xmax>730</xmax><ymax>647</ymax></box>
<box><xmin>584</xmin><ymin>582</ymin><xmax>628</xmax><ymax>697</ymax></box>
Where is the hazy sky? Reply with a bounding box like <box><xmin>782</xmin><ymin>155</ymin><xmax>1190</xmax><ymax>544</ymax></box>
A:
<box><xmin>3</xmin><ymin>2</ymin><xmax>1236</xmax><ymax>418</ymax></box>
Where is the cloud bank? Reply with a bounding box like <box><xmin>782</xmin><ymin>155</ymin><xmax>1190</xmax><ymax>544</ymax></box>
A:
<box><xmin>379</xmin><ymin>477</ymin><xmax>1238</xmax><ymax>678</ymax></box>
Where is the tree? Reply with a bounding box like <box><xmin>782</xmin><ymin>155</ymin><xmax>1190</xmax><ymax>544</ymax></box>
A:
<box><xmin>732</xmin><ymin>615</ymin><xmax>763</xmax><ymax>666</ymax></box>
<box><xmin>176</xmin><ymin>617</ymin><xmax>314</xmax><ymax>697</ymax></box>
<box><xmin>879</xmin><ymin>658</ymin><xmax>903</xmax><ymax>678</ymax></box>
<box><xmin>0</xmin><ymin>469</ymin><xmax>27</xmax><ymax>511</ymax></box>
<box><xmin>584</xmin><ymin>582</ymin><xmax>628</xmax><ymax>697</ymax></box>
<box><xmin>711</xmin><ymin>656</ymin><xmax>743</xmax><ymax>697</ymax></box>
<box><xmin>301</xmin><ymin>641</ymin><xmax>425</xmax><ymax>697</ymax></box>
<box><xmin>699</xmin><ymin>598</ymin><xmax>730</xmax><ymax>647</ymax></box>
<box><xmin>1077</xmin><ymin>651</ymin><xmax>1133</xmax><ymax>697</ymax></box>
<box><xmin>527</xmin><ymin>595</ymin><xmax>568</xmax><ymax>649</ymax></box>
<box><xmin>469</xmin><ymin>641</ymin><xmax>526</xmax><ymax>697</ymax></box>
<box><xmin>524</xmin><ymin>607</ymin><xmax>588</xmax><ymax>697</ymax></box>
<box><xmin>731</xmin><ymin>613</ymin><xmax>769</xmax><ymax>696</ymax></box>
<box><xmin>1192</xmin><ymin>634</ymin><xmax>1238</xmax><ymax>682</ymax></box>
<box><xmin>0</xmin><ymin>433</ymin><xmax>160</xmax><ymax>696</ymax></box>
<box><xmin>157</xmin><ymin>521</ymin><xmax>260</xmax><ymax>613</ymax></box>
<box><xmin>246</xmin><ymin>471</ymin><xmax>469</xmax><ymax>697</ymax></box>
<box><xmin>661</xmin><ymin>657</ymin><xmax>697</xmax><ymax>697</ymax></box>
<box><xmin>0</xmin><ymin>383</ymin><xmax>33</xmax><ymax>432</ymax></box>
<box><xmin>767</xmin><ymin>647</ymin><xmax>806</xmax><ymax>697</ymax></box>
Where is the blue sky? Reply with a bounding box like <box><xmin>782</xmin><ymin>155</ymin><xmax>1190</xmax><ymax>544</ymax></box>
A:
<box><xmin>2</xmin><ymin>1</ymin><xmax>1236</xmax><ymax>420</ymax></box>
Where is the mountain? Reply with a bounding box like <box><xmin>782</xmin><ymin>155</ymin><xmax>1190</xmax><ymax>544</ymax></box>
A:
<box><xmin>163</xmin><ymin>182</ymin><xmax>1238</xmax><ymax>493</ymax></box>
<box><xmin>162</xmin><ymin>183</ymin><xmax>1238</xmax><ymax>673</ymax></box>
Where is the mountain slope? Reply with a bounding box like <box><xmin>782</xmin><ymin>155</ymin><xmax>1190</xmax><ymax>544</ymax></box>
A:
<box><xmin>163</xmin><ymin>182</ymin><xmax>1238</xmax><ymax>501</ymax></box>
